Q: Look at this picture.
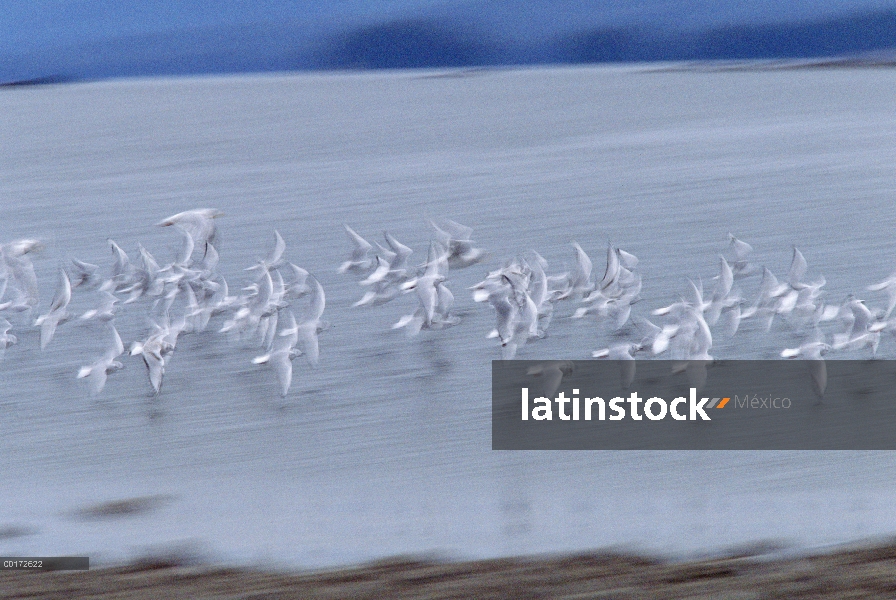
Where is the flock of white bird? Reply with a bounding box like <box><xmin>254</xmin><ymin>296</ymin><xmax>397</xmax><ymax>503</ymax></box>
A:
<box><xmin>0</xmin><ymin>209</ymin><xmax>325</xmax><ymax>399</ymax></box>
<box><xmin>2</xmin><ymin>209</ymin><xmax>895</xmax><ymax>400</ymax></box>
<box><xmin>338</xmin><ymin>222</ymin><xmax>896</xmax><ymax>387</ymax></box>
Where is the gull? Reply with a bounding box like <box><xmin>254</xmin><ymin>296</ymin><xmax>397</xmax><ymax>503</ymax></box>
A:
<box><xmin>0</xmin><ymin>275</ymin><xmax>9</xmax><ymax>310</ymax></box>
<box><xmin>400</xmin><ymin>242</ymin><xmax>446</xmax><ymax>326</ymax></box>
<box><xmin>208</xmin><ymin>275</ymin><xmax>241</xmax><ymax>315</ymax></box>
<box><xmin>592</xmin><ymin>342</ymin><xmax>642</xmax><ymax>390</ymax></box>
<box><xmin>355</xmin><ymin>233</ymin><xmax>410</xmax><ymax>296</ymax></box>
<box><xmin>392</xmin><ymin>287</ymin><xmax>461</xmax><ymax>336</ymax></box>
<box><xmin>137</xmin><ymin>242</ymin><xmax>164</xmax><ymax>280</ymax></box>
<box><xmin>672</xmin><ymin>360</ymin><xmax>711</xmax><ymax>394</ymax></box>
<box><xmin>572</xmin><ymin>292</ymin><xmax>634</xmax><ymax>331</ymax></box>
<box><xmin>338</xmin><ymin>225</ymin><xmax>374</xmax><ymax>275</ymax></box>
<box><xmin>470</xmin><ymin>275</ymin><xmax>502</xmax><ymax>304</ymax></box>
<box><xmin>296</xmin><ymin>274</ymin><xmax>326</xmax><ymax>366</ymax></box>
<box><xmin>781</xmin><ymin>335</ymin><xmax>831</xmax><ymax>401</ymax></box>
<box><xmin>222</xmin><ymin>269</ymin><xmax>283</xmax><ymax>340</ymax></box>
<box><xmin>2</xmin><ymin>238</ymin><xmax>43</xmax><ymax>258</ymax></box>
<box><xmin>172</xmin><ymin>226</ymin><xmax>195</xmax><ymax>267</ymax></box>
<box><xmin>587</xmin><ymin>244</ymin><xmax>638</xmax><ymax>304</ymax></box>
<box><xmin>781</xmin><ymin>340</ymin><xmax>831</xmax><ymax>360</ymax></box>
<box><xmin>651</xmin><ymin>299</ymin><xmax>689</xmax><ymax>318</ymax></box>
<box><xmin>69</xmin><ymin>258</ymin><xmax>101</xmax><ymax>289</ymax></box>
<box><xmin>246</xmin><ymin>230</ymin><xmax>286</xmax><ymax>273</ymax></box>
<box><xmin>1</xmin><ymin>239</ymin><xmax>42</xmax><ymax>307</ymax></box>
<box><xmin>77</xmin><ymin>325</ymin><xmax>125</xmax><ymax>395</ymax></box>
<box><xmin>433</xmin><ymin>281</ymin><xmax>460</xmax><ymax>327</ymax></box>
<box><xmin>161</xmin><ymin>311</ymin><xmax>191</xmax><ymax>350</ymax></box>
<box><xmin>197</xmin><ymin>275</ymin><xmax>233</xmax><ymax>329</ymax></box>
<box><xmin>526</xmin><ymin>361</ymin><xmax>574</xmax><ymax>399</ymax></box>
<box><xmin>705</xmin><ymin>256</ymin><xmax>735</xmax><ymax>325</ymax></box>
<box><xmin>196</xmin><ymin>241</ymin><xmax>220</xmax><ymax>275</ymax></box>
<box><xmin>257</xmin><ymin>305</ymin><xmax>279</xmax><ymax>351</ymax></box>
<box><xmin>597</xmin><ymin>242</ymin><xmax>620</xmax><ymax>293</ymax></box>
<box><xmin>391</xmin><ymin>307</ymin><xmax>428</xmax><ymax>336</ymax></box>
<box><xmin>429</xmin><ymin>218</ymin><xmax>486</xmax><ymax>269</ymax></box>
<box><xmin>652</xmin><ymin>301</ymin><xmax>713</xmax><ymax>387</ymax></box>
<box><xmin>157</xmin><ymin>208</ymin><xmax>222</xmax><ymax>258</ymax></box>
<box><xmin>592</xmin><ymin>342</ymin><xmax>642</xmax><ymax>360</ymax></box>
<box><xmin>0</xmin><ymin>317</ymin><xmax>17</xmax><ymax>358</ymax></box>
<box><xmin>382</xmin><ymin>231</ymin><xmax>413</xmax><ymax>280</ymax></box>
<box><xmin>117</xmin><ymin>243</ymin><xmax>161</xmax><ymax>303</ymax></box>
<box><xmin>0</xmin><ymin>283</ymin><xmax>34</xmax><ymax>314</ymax></box>
<box><xmin>482</xmin><ymin>276</ymin><xmax>538</xmax><ymax>359</ymax></box>
<box><xmin>515</xmin><ymin>287</ymin><xmax>541</xmax><ymax>342</ymax></box>
<box><xmin>130</xmin><ymin>331</ymin><xmax>173</xmax><ymax>395</ymax></box>
<box><xmin>284</xmin><ymin>263</ymin><xmax>311</xmax><ymax>300</ymax></box>
<box><xmin>100</xmin><ymin>239</ymin><xmax>134</xmax><ymax>293</ymax></box>
<box><xmin>727</xmin><ymin>233</ymin><xmax>757</xmax><ymax>278</ymax></box>
<box><xmin>34</xmin><ymin>267</ymin><xmax>72</xmax><ymax>349</ymax></box>
<box><xmin>867</xmin><ymin>271</ymin><xmax>896</xmax><ymax>319</ymax></box>
<box><xmin>811</xmin><ymin>299</ymin><xmax>841</xmax><ymax>326</ymax></box>
<box><xmin>471</xmin><ymin>257</ymin><xmax>526</xmax><ymax>295</ymax></box>
<box><xmin>663</xmin><ymin>305</ymin><xmax>714</xmax><ymax>392</ymax></box>
<box><xmin>617</xmin><ymin>248</ymin><xmax>639</xmax><ymax>269</ymax></box>
<box><xmin>684</xmin><ymin>278</ymin><xmax>711</xmax><ymax>315</ymax></box>
<box><xmin>686</xmin><ymin>307</ymin><xmax>714</xmax><ymax>361</ymax></box>
<box><xmin>718</xmin><ymin>300</ymin><xmax>744</xmax><ymax>337</ymax></box>
<box><xmin>831</xmin><ymin>298</ymin><xmax>884</xmax><ymax>356</ymax></box>
<box><xmin>359</xmin><ymin>255</ymin><xmax>391</xmax><ymax>287</ymax></box>
<box><xmin>254</xmin><ymin>310</ymin><xmax>301</xmax><ymax>397</ymax></box>
<box><xmin>637</xmin><ymin>317</ymin><xmax>681</xmax><ymax>356</ymax></box>
<box><xmin>372</xmin><ymin>241</ymin><xmax>397</xmax><ymax>269</ymax></box>
<box><xmin>527</xmin><ymin>252</ymin><xmax>555</xmax><ymax>334</ymax></box>
<box><xmin>218</xmin><ymin>289</ymin><xmax>254</xmax><ymax>336</ymax></box>
<box><xmin>741</xmin><ymin>267</ymin><xmax>788</xmax><ymax>330</ymax></box>
<box><xmin>506</xmin><ymin>267</ymin><xmax>540</xmax><ymax>338</ymax></box>
<box><xmin>773</xmin><ymin>248</ymin><xmax>825</xmax><ymax>323</ymax></box>
<box><xmin>182</xmin><ymin>283</ymin><xmax>214</xmax><ymax>333</ymax></box>
<box><xmin>575</xmin><ymin>246</ymin><xmax>641</xmax><ymax>330</ymax></box>
<box><xmin>271</xmin><ymin>267</ymin><xmax>287</xmax><ymax>304</ymax></box>
<box><xmin>395</xmin><ymin>243</ymin><xmax>459</xmax><ymax>334</ymax></box>
<box><xmin>482</xmin><ymin>279</ymin><xmax>516</xmax><ymax>343</ymax></box>
<box><xmin>650</xmin><ymin>323</ymin><xmax>681</xmax><ymax>355</ymax></box>
<box><xmin>80</xmin><ymin>291</ymin><xmax>119</xmax><ymax>323</ymax></box>
<box><xmin>788</xmin><ymin>246</ymin><xmax>808</xmax><ymax>289</ymax></box>
<box><xmin>650</xmin><ymin>298</ymin><xmax>696</xmax><ymax>346</ymax></box>
<box><xmin>785</xmin><ymin>277</ymin><xmax>830</xmax><ymax>330</ymax></box>
<box><xmin>354</xmin><ymin>249</ymin><xmax>405</xmax><ymax>307</ymax></box>
<box><xmin>605</xmin><ymin>295</ymin><xmax>640</xmax><ymax>330</ymax></box>
<box><xmin>554</xmin><ymin>242</ymin><xmax>593</xmax><ymax>300</ymax></box>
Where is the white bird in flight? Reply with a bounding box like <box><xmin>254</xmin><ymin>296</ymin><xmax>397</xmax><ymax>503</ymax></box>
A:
<box><xmin>77</xmin><ymin>325</ymin><xmax>126</xmax><ymax>395</ymax></box>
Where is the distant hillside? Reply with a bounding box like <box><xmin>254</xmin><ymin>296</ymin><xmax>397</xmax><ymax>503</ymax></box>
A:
<box><xmin>556</xmin><ymin>9</ymin><xmax>896</xmax><ymax>63</ymax></box>
<box><xmin>323</xmin><ymin>9</ymin><xmax>896</xmax><ymax>67</ymax></box>
<box><xmin>319</xmin><ymin>19</ymin><xmax>495</xmax><ymax>69</ymax></box>
<box><xmin>2</xmin><ymin>7</ymin><xmax>896</xmax><ymax>81</ymax></box>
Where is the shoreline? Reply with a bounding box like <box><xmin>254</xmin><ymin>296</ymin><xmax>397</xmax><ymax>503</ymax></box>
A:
<box><xmin>5</xmin><ymin>542</ymin><xmax>896</xmax><ymax>599</ymax></box>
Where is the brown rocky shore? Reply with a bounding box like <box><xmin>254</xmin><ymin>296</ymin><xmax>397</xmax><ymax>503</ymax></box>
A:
<box><xmin>5</xmin><ymin>542</ymin><xmax>896</xmax><ymax>599</ymax></box>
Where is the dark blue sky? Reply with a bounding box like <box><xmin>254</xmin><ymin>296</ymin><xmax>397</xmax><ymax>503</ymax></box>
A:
<box><xmin>6</xmin><ymin>0</ymin><xmax>894</xmax><ymax>51</ymax></box>
<box><xmin>1</xmin><ymin>1</ymin><xmax>446</xmax><ymax>54</ymax></box>
<box><xmin>3</xmin><ymin>1</ymin><xmax>896</xmax><ymax>80</ymax></box>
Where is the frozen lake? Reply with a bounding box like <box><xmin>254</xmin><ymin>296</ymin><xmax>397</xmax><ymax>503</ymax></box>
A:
<box><xmin>2</xmin><ymin>64</ymin><xmax>896</xmax><ymax>568</ymax></box>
